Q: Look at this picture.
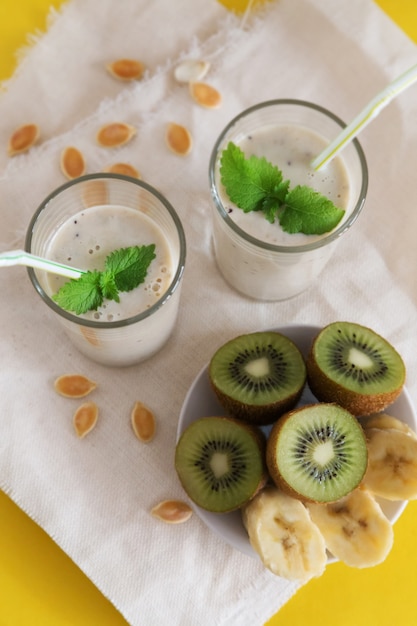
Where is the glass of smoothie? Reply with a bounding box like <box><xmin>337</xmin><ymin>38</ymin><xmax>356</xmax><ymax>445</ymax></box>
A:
<box><xmin>25</xmin><ymin>173</ymin><xmax>186</xmax><ymax>367</ymax></box>
<box><xmin>209</xmin><ymin>99</ymin><xmax>368</xmax><ymax>301</ymax></box>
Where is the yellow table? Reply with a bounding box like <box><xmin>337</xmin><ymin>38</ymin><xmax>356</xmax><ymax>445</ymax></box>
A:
<box><xmin>1</xmin><ymin>1</ymin><xmax>416</xmax><ymax>625</ymax></box>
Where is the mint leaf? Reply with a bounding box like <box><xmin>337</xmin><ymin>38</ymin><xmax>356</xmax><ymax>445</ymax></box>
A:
<box><xmin>53</xmin><ymin>271</ymin><xmax>103</xmax><ymax>314</ymax></box>
<box><xmin>279</xmin><ymin>186</ymin><xmax>345</xmax><ymax>235</ymax></box>
<box><xmin>99</xmin><ymin>271</ymin><xmax>120</xmax><ymax>302</ymax></box>
<box><xmin>219</xmin><ymin>141</ymin><xmax>345</xmax><ymax>235</ymax></box>
<box><xmin>53</xmin><ymin>244</ymin><xmax>156</xmax><ymax>315</ymax></box>
<box><xmin>220</xmin><ymin>142</ymin><xmax>287</xmax><ymax>217</ymax></box>
<box><xmin>105</xmin><ymin>245</ymin><xmax>156</xmax><ymax>292</ymax></box>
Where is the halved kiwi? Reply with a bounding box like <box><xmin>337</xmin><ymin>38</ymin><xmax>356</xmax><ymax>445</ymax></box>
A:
<box><xmin>266</xmin><ymin>403</ymin><xmax>368</xmax><ymax>503</ymax></box>
<box><xmin>208</xmin><ymin>331</ymin><xmax>306</xmax><ymax>425</ymax></box>
<box><xmin>307</xmin><ymin>321</ymin><xmax>406</xmax><ymax>416</ymax></box>
<box><xmin>175</xmin><ymin>416</ymin><xmax>267</xmax><ymax>513</ymax></box>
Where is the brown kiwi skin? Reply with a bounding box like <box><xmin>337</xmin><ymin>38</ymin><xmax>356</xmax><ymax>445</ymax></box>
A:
<box><xmin>244</xmin><ymin>421</ymin><xmax>270</xmax><ymax>504</ymax></box>
<box><xmin>265</xmin><ymin>403</ymin><xmax>368</xmax><ymax>504</ymax></box>
<box><xmin>266</xmin><ymin>405</ymin><xmax>317</xmax><ymax>504</ymax></box>
<box><xmin>306</xmin><ymin>331</ymin><xmax>405</xmax><ymax>417</ymax></box>
<box><xmin>209</xmin><ymin>383</ymin><xmax>304</xmax><ymax>427</ymax></box>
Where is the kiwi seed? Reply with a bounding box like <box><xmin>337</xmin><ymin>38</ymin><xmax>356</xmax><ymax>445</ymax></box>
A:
<box><xmin>175</xmin><ymin>416</ymin><xmax>267</xmax><ymax>513</ymax></box>
<box><xmin>266</xmin><ymin>403</ymin><xmax>368</xmax><ymax>503</ymax></box>
<box><xmin>208</xmin><ymin>331</ymin><xmax>306</xmax><ymax>425</ymax></box>
<box><xmin>307</xmin><ymin>321</ymin><xmax>405</xmax><ymax>416</ymax></box>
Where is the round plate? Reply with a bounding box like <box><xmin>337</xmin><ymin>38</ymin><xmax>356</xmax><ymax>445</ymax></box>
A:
<box><xmin>177</xmin><ymin>324</ymin><xmax>417</xmax><ymax>560</ymax></box>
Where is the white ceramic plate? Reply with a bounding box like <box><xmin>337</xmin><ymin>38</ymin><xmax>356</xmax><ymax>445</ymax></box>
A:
<box><xmin>177</xmin><ymin>324</ymin><xmax>417</xmax><ymax>560</ymax></box>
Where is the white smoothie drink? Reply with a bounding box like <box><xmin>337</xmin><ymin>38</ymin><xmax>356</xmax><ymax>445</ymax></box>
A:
<box><xmin>45</xmin><ymin>205</ymin><xmax>173</xmax><ymax>322</ymax></box>
<box><xmin>209</xmin><ymin>100</ymin><xmax>368</xmax><ymax>301</ymax></box>
<box><xmin>222</xmin><ymin>125</ymin><xmax>350</xmax><ymax>246</ymax></box>
<box><xmin>26</xmin><ymin>175</ymin><xmax>186</xmax><ymax>366</ymax></box>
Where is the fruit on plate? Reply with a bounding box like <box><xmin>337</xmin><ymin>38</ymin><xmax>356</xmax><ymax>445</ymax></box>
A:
<box><xmin>208</xmin><ymin>331</ymin><xmax>306</xmax><ymax>425</ymax></box>
<box><xmin>242</xmin><ymin>486</ymin><xmax>327</xmax><ymax>581</ymax></box>
<box><xmin>361</xmin><ymin>427</ymin><xmax>417</xmax><ymax>500</ymax></box>
<box><xmin>175</xmin><ymin>416</ymin><xmax>267</xmax><ymax>512</ymax></box>
<box><xmin>266</xmin><ymin>403</ymin><xmax>368</xmax><ymax>503</ymax></box>
<box><xmin>306</xmin><ymin>488</ymin><xmax>394</xmax><ymax>568</ymax></box>
<box><xmin>306</xmin><ymin>321</ymin><xmax>405</xmax><ymax>416</ymax></box>
<box><xmin>359</xmin><ymin>412</ymin><xmax>417</xmax><ymax>439</ymax></box>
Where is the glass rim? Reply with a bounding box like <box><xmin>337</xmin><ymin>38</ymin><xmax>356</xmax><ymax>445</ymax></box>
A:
<box><xmin>25</xmin><ymin>172</ymin><xmax>186</xmax><ymax>329</ymax></box>
<box><xmin>208</xmin><ymin>98</ymin><xmax>368</xmax><ymax>254</ymax></box>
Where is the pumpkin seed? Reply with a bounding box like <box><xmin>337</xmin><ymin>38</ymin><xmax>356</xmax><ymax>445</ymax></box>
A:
<box><xmin>8</xmin><ymin>123</ymin><xmax>40</xmax><ymax>155</ymax></box>
<box><xmin>131</xmin><ymin>401</ymin><xmax>156</xmax><ymax>442</ymax></box>
<box><xmin>54</xmin><ymin>374</ymin><xmax>97</xmax><ymax>398</ymax></box>
<box><xmin>174</xmin><ymin>60</ymin><xmax>210</xmax><ymax>84</ymax></box>
<box><xmin>165</xmin><ymin>123</ymin><xmax>192</xmax><ymax>156</ymax></box>
<box><xmin>104</xmin><ymin>162</ymin><xmax>140</xmax><ymax>178</ymax></box>
<box><xmin>73</xmin><ymin>402</ymin><xmax>98</xmax><ymax>438</ymax></box>
<box><xmin>151</xmin><ymin>500</ymin><xmax>193</xmax><ymax>524</ymax></box>
<box><xmin>106</xmin><ymin>59</ymin><xmax>145</xmax><ymax>81</ymax></box>
<box><xmin>189</xmin><ymin>82</ymin><xmax>222</xmax><ymax>108</ymax></box>
<box><xmin>82</xmin><ymin>180</ymin><xmax>109</xmax><ymax>208</ymax></box>
<box><xmin>60</xmin><ymin>146</ymin><xmax>86</xmax><ymax>179</ymax></box>
<box><xmin>97</xmin><ymin>122</ymin><xmax>136</xmax><ymax>148</ymax></box>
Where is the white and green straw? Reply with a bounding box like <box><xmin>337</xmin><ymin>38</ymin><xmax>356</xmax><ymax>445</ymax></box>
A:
<box><xmin>0</xmin><ymin>249</ymin><xmax>85</xmax><ymax>279</ymax></box>
<box><xmin>312</xmin><ymin>62</ymin><xmax>417</xmax><ymax>171</ymax></box>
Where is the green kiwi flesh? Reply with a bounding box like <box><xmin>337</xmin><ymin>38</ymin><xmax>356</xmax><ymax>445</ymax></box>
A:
<box><xmin>307</xmin><ymin>321</ymin><xmax>405</xmax><ymax>416</ymax></box>
<box><xmin>209</xmin><ymin>331</ymin><xmax>306</xmax><ymax>425</ymax></box>
<box><xmin>175</xmin><ymin>416</ymin><xmax>267</xmax><ymax>513</ymax></box>
<box><xmin>266</xmin><ymin>403</ymin><xmax>368</xmax><ymax>503</ymax></box>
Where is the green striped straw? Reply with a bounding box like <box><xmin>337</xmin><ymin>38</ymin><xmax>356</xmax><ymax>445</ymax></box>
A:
<box><xmin>312</xmin><ymin>63</ymin><xmax>417</xmax><ymax>171</ymax></box>
<box><xmin>0</xmin><ymin>249</ymin><xmax>85</xmax><ymax>279</ymax></box>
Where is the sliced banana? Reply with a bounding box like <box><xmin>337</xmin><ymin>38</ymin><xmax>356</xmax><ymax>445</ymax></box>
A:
<box><xmin>307</xmin><ymin>488</ymin><xmax>393</xmax><ymax>568</ymax></box>
<box><xmin>360</xmin><ymin>413</ymin><xmax>417</xmax><ymax>439</ymax></box>
<box><xmin>362</xmin><ymin>427</ymin><xmax>417</xmax><ymax>500</ymax></box>
<box><xmin>242</xmin><ymin>487</ymin><xmax>327</xmax><ymax>582</ymax></box>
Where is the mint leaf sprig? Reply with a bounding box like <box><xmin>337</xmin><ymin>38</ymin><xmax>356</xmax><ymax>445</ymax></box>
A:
<box><xmin>220</xmin><ymin>142</ymin><xmax>345</xmax><ymax>235</ymax></box>
<box><xmin>53</xmin><ymin>244</ymin><xmax>156</xmax><ymax>315</ymax></box>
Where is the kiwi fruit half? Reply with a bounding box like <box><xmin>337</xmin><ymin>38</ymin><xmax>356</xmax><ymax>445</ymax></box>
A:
<box><xmin>266</xmin><ymin>403</ymin><xmax>368</xmax><ymax>503</ymax></box>
<box><xmin>208</xmin><ymin>331</ymin><xmax>306</xmax><ymax>425</ymax></box>
<box><xmin>175</xmin><ymin>416</ymin><xmax>267</xmax><ymax>513</ymax></box>
<box><xmin>307</xmin><ymin>321</ymin><xmax>406</xmax><ymax>416</ymax></box>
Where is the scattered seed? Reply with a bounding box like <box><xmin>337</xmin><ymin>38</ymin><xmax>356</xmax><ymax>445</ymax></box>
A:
<box><xmin>131</xmin><ymin>401</ymin><xmax>156</xmax><ymax>442</ymax></box>
<box><xmin>151</xmin><ymin>500</ymin><xmax>193</xmax><ymax>524</ymax></box>
<box><xmin>82</xmin><ymin>179</ymin><xmax>109</xmax><ymax>207</ymax></box>
<box><xmin>165</xmin><ymin>123</ymin><xmax>193</xmax><ymax>156</ymax></box>
<box><xmin>106</xmin><ymin>59</ymin><xmax>145</xmax><ymax>81</ymax></box>
<box><xmin>104</xmin><ymin>162</ymin><xmax>141</xmax><ymax>178</ymax></box>
<box><xmin>96</xmin><ymin>122</ymin><xmax>136</xmax><ymax>148</ymax></box>
<box><xmin>73</xmin><ymin>402</ymin><xmax>98</xmax><ymax>438</ymax></box>
<box><xmin>174</xmin><ymin>59</ymin><xmax>210</xmax><ymax>84</ymax></box>
<box><xmin>8</xmin><ymin>123</ymin><xmax>40</xmax><ymax>156</ymax></box>
<box><xmin>54</xmin><ymin>374</ymin><xmax>97</xmax><ymax>398</ymax></box>
<box><xmin>189</xmin><ymin>82</ymin><xmax>222</xmax><ymax>109</ymax></box>
<box><xmin>80</xmin><ymin>326</ymin><xmax>101</xmax><ymax>346</ymax></box>
<box><xmin>60</xmin><ymin>146</ymin><xmax>86</xmax><ymax>179</ymax></box>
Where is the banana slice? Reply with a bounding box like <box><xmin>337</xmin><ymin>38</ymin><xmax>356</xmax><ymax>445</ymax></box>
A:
<box><xmin>362</xmin><ymin>427</ymin><xmax>417</xmax><ymax>500</ymax></box>
<box><xmin>306</xmin><ymin>488</ymin><xmax>393</xmax><ymax>568</ymax></box>
<box><xmin>360</xmin><ymin>413</ymin><xmax>417</xmax><ymax>439</ymax></box>
<box><xmin>242</xmin><ymin>487</ymin><xmax>327</xmax><ymax>581</ymax></box>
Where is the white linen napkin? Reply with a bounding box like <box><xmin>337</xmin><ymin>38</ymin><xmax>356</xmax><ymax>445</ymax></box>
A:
<box><xmin>1</xmin><ymin>1</ymin><xmax>417</xmax><ymax>624</ymax></box>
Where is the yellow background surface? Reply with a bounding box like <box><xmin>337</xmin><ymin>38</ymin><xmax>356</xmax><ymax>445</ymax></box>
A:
<box><xmin>1</xmin><ymin>1</ymin><xmax>416</xmax><ymax>625</ymax></box>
